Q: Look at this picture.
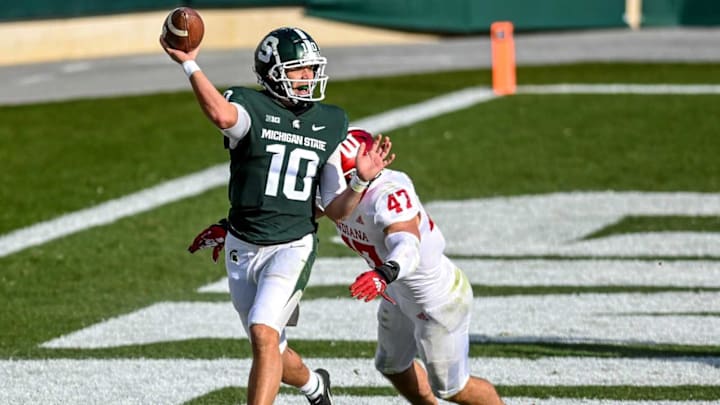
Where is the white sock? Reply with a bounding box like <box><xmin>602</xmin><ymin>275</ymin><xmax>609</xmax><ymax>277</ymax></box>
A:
<box><xmin>300</xmin><ymin>370</ymin><xmax>324</xmax><ymax>399</ymax></box>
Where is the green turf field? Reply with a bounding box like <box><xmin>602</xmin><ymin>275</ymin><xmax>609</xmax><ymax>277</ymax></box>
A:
<box><xmin>1</xmin><ymin>63</ymin><xmax>719</xmax><ymax>404</ymax></box>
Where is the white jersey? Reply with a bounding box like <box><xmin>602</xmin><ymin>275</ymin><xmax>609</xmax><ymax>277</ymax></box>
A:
<box><xmin>335</xmin><ymin>169</ymin><xmax>455</xmax><ymax>305</ymax></box>
<box><xmin>336</xmin><ymin>169</ymin><xmax>475</xmax><ymax>397</ymax></box>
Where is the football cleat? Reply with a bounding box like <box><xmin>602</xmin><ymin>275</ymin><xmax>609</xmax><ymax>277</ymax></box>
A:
<box><xmin>306</xmin><ymin>368</ymin><xmax>334</xmax><ymax>405</ymax></box>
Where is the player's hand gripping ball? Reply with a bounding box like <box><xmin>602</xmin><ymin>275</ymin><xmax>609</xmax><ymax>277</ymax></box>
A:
<box><xmin>162</xmin><ymin>7</ymin><xmax>204</xmax><ymax>52</ymax></box>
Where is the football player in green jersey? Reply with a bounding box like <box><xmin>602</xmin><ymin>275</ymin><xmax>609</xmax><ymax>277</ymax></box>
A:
<box><xmin>161</xmin><ymin>27</ymin><xmax>394</xmax><ymax>405</ymax></box>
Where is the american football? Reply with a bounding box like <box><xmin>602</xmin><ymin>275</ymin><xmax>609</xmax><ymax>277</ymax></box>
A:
<box><xmin>162</xmin><ymin>7</ymin><xmax>204</xmax><ymax>52</ymax></box>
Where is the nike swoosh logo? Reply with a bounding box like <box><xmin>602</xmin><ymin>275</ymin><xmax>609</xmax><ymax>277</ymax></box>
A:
<box><xmin>312</xmin><ymin>125</ymin><xmax>326</xmax><ymax>131</ymax></box>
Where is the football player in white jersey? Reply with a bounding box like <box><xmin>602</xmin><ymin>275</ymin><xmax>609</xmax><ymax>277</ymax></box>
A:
<box><xmin>335</xmin><ymin>128</ymin><xmax>504</xmax><ymax>405</ymax></box>
<box><xmin>189</xmin><ymin>127</ymin><xmax>503</xmax><ymax>405</ymax></box>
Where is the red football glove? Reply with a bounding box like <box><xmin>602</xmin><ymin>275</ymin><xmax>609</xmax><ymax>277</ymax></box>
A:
<box><xmin>188</xmin><ymin>219</ymin><xmax>228</xmax><ymax>263</ymax></box>
<box><xmin>349</xmin><ymin>270</ymin><xmax>396</xmax><ymax>304</ymax></box>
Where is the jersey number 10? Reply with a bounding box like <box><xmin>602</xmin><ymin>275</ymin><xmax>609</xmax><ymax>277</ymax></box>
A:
<box><xmin>265</xmin><ymin>143</ymin><xmax>319</xmax><ymax>201</ymax></box>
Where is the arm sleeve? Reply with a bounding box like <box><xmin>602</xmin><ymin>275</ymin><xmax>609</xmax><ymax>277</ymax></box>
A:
<box><xmin>374</xmin><ymin>181</ymin><xmax>422</xmax><ymax>280</ymax></box>
<box><xmin>319</xmin><ymin>146</ymin><xmax>347</xmax><ymax>208</ymax></box>
<box><xmin>384</xmin><ymin>231</ymin><xmax>421</xmax><ymax>280</ymax></box>
<box><xmin>221</xmin><ymin>102</ymin><xmax>251</xmax><ymax>150</ymax></box>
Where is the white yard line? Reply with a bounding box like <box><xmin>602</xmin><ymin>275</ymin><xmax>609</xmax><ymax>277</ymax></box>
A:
<box><xmin>0</xmin><ymin>165</ymin><xmax>228</xmax><ymax>258</ymax></box>
<box><xmin>517</xmin><ymin>83</ymin><xmax>720</xmax><ymax>94</ymax></box>
<box><xmin>197</xmin><ymin>258</ymin><xmax>720</xmax><ymax>292</ymax></box>
<box><xmin>1</xmin><ymin>358</ymin><xmax>718</xmax><ymax>404</ymax></box>
<box><xmin>2</xmin><ymin>84</ymin><xmax>720</xmax><ymax>258</ymax></box>
<box><xmin>281</xmin><ymin>397</ymin><xmax>720</xmax><ymax>405</ymax></box>
<box><xmin>504</xmin><ymin>401</ymin><xmax>720</xmax><ymax>405</ymax></box>
<box><xmin>40</xmin><ymin>292</ymin><xmax>720</xmax><ymax>349</ymax></box>
<box><xmin>351</xmin><ymin>86</ymin><xmax>496</xmax><ymax>133</ymax></box>
<box><xmin>289</xmin><ymin>398</ymin><xmax>720</xmax><ymax>405</ymax></box>
<box><xmin>429</xmin><ymin>192</ymin><xmax>720</xmax><ymax>257</ymax></box>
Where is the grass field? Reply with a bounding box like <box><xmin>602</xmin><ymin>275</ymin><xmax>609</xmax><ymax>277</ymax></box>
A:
<box><xmin>1</xmin><ymin>63</ymin><xmax>719</xmax><ymax>404</ymax></box>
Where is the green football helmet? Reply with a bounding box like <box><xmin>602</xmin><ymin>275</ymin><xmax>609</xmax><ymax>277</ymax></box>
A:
<box><xmin>253</xmin><ymin>27</ymin><xmax>328</xmax><ymax>103</ymax></box>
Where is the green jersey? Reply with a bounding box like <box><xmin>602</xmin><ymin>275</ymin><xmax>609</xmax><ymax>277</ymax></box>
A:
<box><xmin>223</xmin><ymin>87</ymin><xmax>348</xmax><ymax>245</ymax></box>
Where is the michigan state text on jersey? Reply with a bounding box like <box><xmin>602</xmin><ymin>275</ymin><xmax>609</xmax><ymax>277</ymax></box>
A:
<box><xmin>223</xmin><ymin>86</ymin><xmax>347</xmax><ymax>245</ymax></box>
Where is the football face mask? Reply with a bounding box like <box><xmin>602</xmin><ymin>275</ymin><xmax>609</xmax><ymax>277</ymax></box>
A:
<box><xmin>253</xmin><ymin>27</ymin><xmax>328</xmax><ymax>103</ymax></box>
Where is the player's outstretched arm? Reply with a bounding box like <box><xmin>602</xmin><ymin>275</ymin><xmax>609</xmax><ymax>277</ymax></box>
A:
<box><xmin>349</xmin><ymin>217</ymin><xmax>420</xmax><ymax>304</ymax></box>
<box><xmin>159</xmin><ymin>36</ymin><xmax>238</xmax><ymax>129</ymax></box>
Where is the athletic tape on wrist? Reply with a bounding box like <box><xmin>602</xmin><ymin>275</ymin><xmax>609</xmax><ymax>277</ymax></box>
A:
<box><xmin>182</xmin><ymin>60</ymin><xmax>201</xmax><ymax>78</ymax></box>
<box><xmin>349</xmin><ymin>173</ymin><xmax>370</xmax><ymax>193</ymax></box>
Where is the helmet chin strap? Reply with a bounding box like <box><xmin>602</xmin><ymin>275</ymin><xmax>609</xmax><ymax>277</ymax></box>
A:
<box><xmin>279</xmin><ymin>95</ymin><xmax>313</xmax><ymax>112</ymax></box>
<box><xmin>261</xmin><ymin>78</ymin><xmax>301</xmax><ymax>105</ymax></box>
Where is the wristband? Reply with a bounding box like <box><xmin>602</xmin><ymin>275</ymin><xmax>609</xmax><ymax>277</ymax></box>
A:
<box><xmin>374</xmin><ymin>261</ymin><xmax>400</xmax><ymax>283</ymax></box>
<box><xmin>349</xmin><ymin>173</ymin><xmax>370</xmax><ymax>193</ymax></box>
<box><xmin>182</xmin><ymin>60</ymin><xmax>201</xmax><ymax>78</ymax></box>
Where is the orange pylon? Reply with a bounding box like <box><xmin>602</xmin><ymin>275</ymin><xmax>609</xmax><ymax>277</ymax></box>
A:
<box><xmin>491</xmin><ymin>21</ymin><xmax>516</xmax><ymax>95</ymax></box>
